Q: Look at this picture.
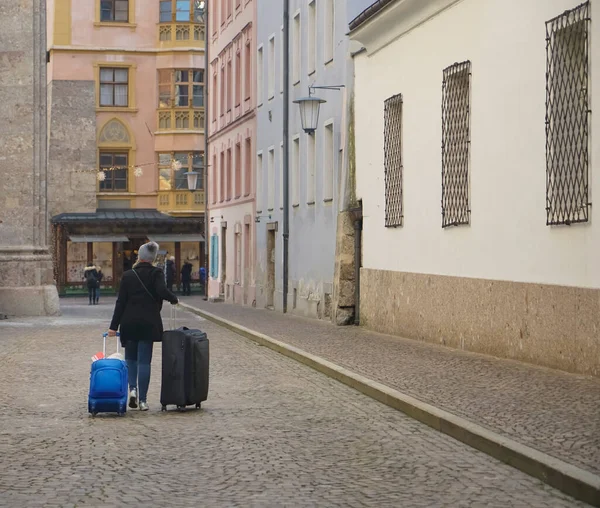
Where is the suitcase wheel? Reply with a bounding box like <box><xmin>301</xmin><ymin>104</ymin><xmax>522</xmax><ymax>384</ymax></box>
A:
<box><xmin>177</xmin><ymin>405</ymin><xmax>185</xmax><ymax>412</ymax></box>
<box><xmin>195</xmin><ymin>403</ymin><xmax>201</xmax><ymax>409</ymax></box>
<box><xmin>161</xmin><ymin>405</ymin><xmax>167</xmax><ymax>412</ymax></box>
<box><xmin>91</xmin><ymin>412</ymin><xmax>98</xmax><ymax>417</ymax></box>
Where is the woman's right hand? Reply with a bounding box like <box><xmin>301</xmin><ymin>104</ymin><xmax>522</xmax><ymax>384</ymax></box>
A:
<box><xmin>172</xmin><ymin>298</ymin><xmax>179</xmax><ymax>305</ymax></box>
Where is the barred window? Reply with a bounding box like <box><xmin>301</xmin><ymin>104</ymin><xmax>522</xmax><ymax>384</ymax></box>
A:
<box><xmin>383</xmin><ymin>93</ymin><xmax>403</xmax><ymax>227</ymax></box>
<box><xmin>441</xmin><ymin>60</ymin><xmax>471</xmax><ymax>228</ymax></box>
<box><xmin>545</xmin><ymin>2</ymin><xmax>590</xmax><ymax>226</ymax></box>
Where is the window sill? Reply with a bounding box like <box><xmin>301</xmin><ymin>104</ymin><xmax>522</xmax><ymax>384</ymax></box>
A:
<box><xmin>323</xmin><ymin>198</ymin><xmax>333</xmax><ymax>203</ymax></box>
<box><xmin>268</xmin><ymin>95</ymin><xmax>275</xmax><ymax>102</ymax></box>
<box><xmin>306</xmin><ymin>201</ymin><xmax>315</xmax><ymax>206</ymax></box>
<box><xmin>94</xmin><ymin>21</ymin><xmax>137</xmax><ymax>29</ymax></box>
<box><xmin>267</xmin><ymin>208</ymin><xmax>274</xmax><ymax>212</ymax></box>
<box><xmin>257</xmin><ymin>102</ymin><xmax>263</xmax><ymax>108</ymax></box>
<box><xmin>324</xmin><ymin>57</ymin><xmax>334</xmax><ymax>66</ymax></box>
<box><xmin>292</xmin><ymin>203</ymin><xmax>300</xmax><ymax>208</ymax></box>
<box><xmin>155</xmin><ymin>129</ymin><xmax>204</xmax><ymax>135</ymax></box>
<box><xmin>293</xmin><ymin>79</ymin><xmax>300</xmax><ymax>86</ymax></box>
<box><xmin>308</xmin><ymin>69</ymin><xmax>316</xmax><ymax>77</ymax></box>
<box><xmin>96</xmin><ymin>107</ymin><xmax>138</xmax><ymax>113</ymax></box>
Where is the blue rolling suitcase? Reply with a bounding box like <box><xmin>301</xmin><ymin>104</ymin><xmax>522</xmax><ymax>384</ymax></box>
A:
<box><xmin>88</xmin><ymin>333</ymin><xmax>128</xmax><ymax>417</ymax></box>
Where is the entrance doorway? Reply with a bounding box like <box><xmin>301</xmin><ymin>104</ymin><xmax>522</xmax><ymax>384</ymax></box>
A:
<box><xmin>121</xmin><ymin>239</ymin><xmax>145</xmax><ymax>272</ymax></box>
<box><xmin>220</xmin><ymin>225</ymin><xmax>227</xmax><ymax>298</ymax></box>
<box><xmin>266</xmin><ymin>229</ymin><xmax>275</xmax><ymax>308</ymax></box>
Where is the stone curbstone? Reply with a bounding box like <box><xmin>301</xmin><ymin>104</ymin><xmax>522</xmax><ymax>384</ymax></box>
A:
<box><xmin>179</xmin><ymin>301</ymin><xmax>600</xmax><ymax>507</ymax></box>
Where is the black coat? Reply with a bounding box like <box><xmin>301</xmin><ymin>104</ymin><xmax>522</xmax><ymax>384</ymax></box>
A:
<box><xmin>166</xmin><ymin>260</ymin><xmax>175</xmax><ymax>285</ymax></box>
<box><xmin>84</xmin><ymin>268</ymin><xmax>99</xmax><ymax>289</ymax></box>
<box><xmin>181</xmin><ymin>263</ymin><xmax>192</xmax><ymax>282</ymax></box>
<box><xmin>109</xmin><ymin>262</ymin><xmax>178</xmax><ymax>346</ymax></box>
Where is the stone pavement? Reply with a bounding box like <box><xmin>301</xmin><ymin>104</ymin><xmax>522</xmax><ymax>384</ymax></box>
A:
<box><xmin>0</xmin><ymin>301</ymin><xmax>588</xmax><ymax>507</ymax></box>
<box><xmin>184</xmin><ymin>297</ymin><xmax>600</xmax><ymax>478</ymax></box>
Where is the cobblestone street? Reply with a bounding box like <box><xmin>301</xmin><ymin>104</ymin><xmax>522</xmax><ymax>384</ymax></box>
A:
<box><xmin>184</xmin><ymin>297</ymin><xmax>600</xmax><ymax>477</ymax></box>
<box><xmin>0</xmin><ymin>301</ymin><xmax>588</xmax><ymax>507</ymax></box>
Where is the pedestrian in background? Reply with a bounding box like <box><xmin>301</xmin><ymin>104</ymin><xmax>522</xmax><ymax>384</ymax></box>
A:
<box><xmin>166</xmin><ymin>256</ymin><xmax>176</xmax><ymax>292</ymax></box>
<box><xmin>95</xmin><ymin>267</ymin><xmax>104</xmax><ymax>304</ymax></box>
<box><xmin>181</xmin><ymin>260</ymin><xmax>192</xmax><ymax>296</ymax></box>
<box><xmin>84</xmin><ymin>264</ymin><xmax>99</xmax><ymax>306</ymax></box>
<box><xmin>108</xmin><ymin>241</ymin><xmax>178</xmax><ymax>411</ymax></box>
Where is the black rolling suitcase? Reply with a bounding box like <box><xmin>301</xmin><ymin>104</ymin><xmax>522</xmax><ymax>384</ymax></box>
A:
<box><xmin>161</xmin><ymin>307</ymin><xmax>209</xmax><ymax>411</ymax></box>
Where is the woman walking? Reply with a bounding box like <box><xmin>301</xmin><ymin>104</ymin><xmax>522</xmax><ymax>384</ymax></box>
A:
<box><xmin>108</xmin><ymin>242</ymin><xmax>178</xmax><ymax>411</ymax></box>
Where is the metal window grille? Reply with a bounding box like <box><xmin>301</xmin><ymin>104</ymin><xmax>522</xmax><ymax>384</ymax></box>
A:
<box><xmin>441</xmin><ymin>60</ymin><xmax>471</xmax><ymax>228</ymax></box>
<box><xmin>384</xmin><ymin>93</ymin><xmax>403</xmax><ymax>227</ymax></box>
<box><xmin>545</xmin><ymin>2</ymin><xmax>591</xmax><ymax>226</ymax></box>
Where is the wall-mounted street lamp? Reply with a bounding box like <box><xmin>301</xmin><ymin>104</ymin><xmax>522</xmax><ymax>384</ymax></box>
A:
<box><xmin>255</xmin><ymin>214</ymin><xmax>273</xmax><ymax>224</ymax></box>
<box><xmin>185</xmin><ymin>171</ymin><xmax>199</xmax><ymax>192</ymax></box>
<box><xmin>294</xmin><ymin>85</ymin><xmax>345</xmax><ymax>135</ymax></box>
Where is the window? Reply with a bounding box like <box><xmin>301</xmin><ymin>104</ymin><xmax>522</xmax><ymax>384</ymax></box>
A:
<box><xmin>235</xmin><ymin>143</ymin><xmax>241</xmax><ymax>198</ymax></box>
<box><xmin>545</xmin><ymin>2</ymin><xmax>590</xmax><ymax>226</ymax></box>
<box><xmin>245</xmin><ymin>43</ymin><xmax>251</xmax><ymax>100</ymax></box>
<box><xmin>279</xmin><ymin>142</ymin><xmax>283</xmax><ymax>209</ymax></box>
<box><xmin>292</xmin><ymin>136</ymin><xmax>300</xmax><ymax>206</ymax></box>
<box><xmin>280</xmin><ymin>26</ymin><xmax>284</xmax><ymax>93</ymax></box>
<box><xmin>100</xmin><ymin>0</ymin><xmax>128</xmax><ymax>22</ymax></box>
<box><xmin>441</xmin><ymin>60</ymin><xmax>471</xmax><ymax>228</ymax></box>
<box><xmin>99</xmin><ymin>152</ymin><xmax>128</xmax><ymax>191</ymax></box>
<box><xmin>159</xmin><ymin>0</ymin><xmax>203</xmax><ymax>22</ymax></box>
<box><xmin>257</xmin><ymin>46</ymin><xmax>263</xmax><ymax>105</ymax></box>
<box><xmin>220</xmin><ymin>152</ymin><xmax>225</xmax><ymax>202</ymax></box>
<box><xmin>212</xmin><ymin>153</ymin><xmax>217</xmax><ymax>203</ymax></box>
<box><xmin>226</xmin><ymin>148</ymin><xmax>232</xmax><ymax>200</ymax></box>
<box><xmin>99</xmin><ymin>68</ymin><xmax>128</xmax><ymax>107</ymax></box>
<box><xmin>293</xmin><ymin>12</ymin><xmax>300</xmax><ymax>84</ymax></box>
<box><xmin>307</xmin><ymin>132</ymin><xmax>315</xmax><ymax>204</ymax></box>
<box><xmin>257</xmin><ymin>152</ymin><xmax>263</xmax><ymax>212</ymax></box>
<box><xmin>235</xmin><ymin>50</ymin><xmax>241</xmax><ymax>107</ymax></box>
<box><xmin>268</xmin><ymin>147</ymin><xmax>275</xmax><ymax>210</ymax></box>
<box><xmin>244</xmin><ymin>138</ymin><xmax>252</xmax><ymax>196</ymax></box>
<box><xmin>268</xmin><ymin>36</ymin><xmax>275</xmax><ymax>99</ymax></box>
<box><xmin>158</xmin><ymin>69</ymin><xmax>204</xmax><ymax>108</ymax></box>
<box><xmin>212</xmin><ymin>71</ymin><xmax>218</xmax><ymax>120</ymax></box>
<box><xmin>323</xmin><ymin>122</ymin><xmax>334</xmax><ymax>201</ymax></box>
<box><xmin>324</xmin><ymin>0</ymin><xmax>334</xmax><ymax>63</ymax></box>
<box><xmin>158</xmin><ymin>152</ymin><xmax>203</xmax><ymax>190</ymax></box>
<box><xmin>220</xmin><ymin>65</ymin><xmax>225</xmax><ymax>115</ymax></box>
<box><xmin>308</xmin><ymin>1</ymin><xmax>316</xmax><ymax>74</ymax></box>
<box><xmin>227</xmin><ymin>60</ymin><xmax>232</xmax><ymax>112</ymax></box>
<box><xmin>384</xmin><ymin>93</ymin><xmax>403</xmax><ymax>227</ymax></box>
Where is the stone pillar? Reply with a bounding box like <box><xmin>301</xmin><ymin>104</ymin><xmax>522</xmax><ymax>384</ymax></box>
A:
<box><xmin>0</xmin><ymin>0</ymin><xmax>60</xmax><ymax>316</ymax></box>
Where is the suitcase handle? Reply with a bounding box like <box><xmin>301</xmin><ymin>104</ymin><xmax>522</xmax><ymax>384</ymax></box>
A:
<box><xmin>170</xmin><ymin>304</ymin><xmax>177</xmax><ymax>330</ymax></box>
<box><xmin>102</xmin><ymin>332</ymin><xmax>121</xmax><ymax>357</ymax></box>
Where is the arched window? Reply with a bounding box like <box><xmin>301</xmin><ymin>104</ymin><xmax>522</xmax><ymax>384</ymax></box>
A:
<box><xmin>97</xmin><ymin>118</ymin><xmax>135</xmax><ymax>192</ymax></box>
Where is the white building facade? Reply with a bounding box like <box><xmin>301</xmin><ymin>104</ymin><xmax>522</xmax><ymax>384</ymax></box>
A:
<box><xmin>254</xmin><ymin>0</ymin><xmax>371</xmax><ymax>319</ymax></box>
<box><xmin>350</xmin><ymin>0</ymin><xmax>599</xmax><ymax>375</ymax></box>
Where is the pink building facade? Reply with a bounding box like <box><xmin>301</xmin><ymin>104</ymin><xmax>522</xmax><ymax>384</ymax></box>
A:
<box><xmin>207</xmin><ymin>0</ymin><xmax>257</xmax><ymax>304</ymax></box>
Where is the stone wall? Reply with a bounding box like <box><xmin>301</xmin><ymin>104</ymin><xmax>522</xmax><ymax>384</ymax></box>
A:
<box><xmin>0</xmin><ymin>0</ymin><xmax>60</xmax><ymax>316</ymax></box>
<box><xmin>47</xmin><ymin>80</ymin><xmax>97</xmax><ymax>218</ymax></box>
<box><xmin>360</xmin><ymin>268</ymin><xmax>600</xmax><ymax>377</ymax></box>
<box><xmin>332</xmin><ymin>211</ymin><xmax>357</xmax><ymax>325</ymax></box>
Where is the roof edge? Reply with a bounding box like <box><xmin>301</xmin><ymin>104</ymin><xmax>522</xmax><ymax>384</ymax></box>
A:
<box><xmin>349</xmin><ymin>0</ymin><xmax>398</xmax><ymax>32</ymax></box>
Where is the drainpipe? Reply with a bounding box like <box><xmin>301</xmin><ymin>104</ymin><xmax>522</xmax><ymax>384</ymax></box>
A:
<box><xmin>203</xmin><ymin>2</ymin><xmax>210</xmax><ymax>301</ymax></box>
<box><xmin>350</xmin><ymin>203</ymin><xmax>363</xmax><ymax>325</ymax></box>
<box><xmin>282</xmin><ymin>0</ymin><xmax>290</xmax><ymax>313</ymax></box>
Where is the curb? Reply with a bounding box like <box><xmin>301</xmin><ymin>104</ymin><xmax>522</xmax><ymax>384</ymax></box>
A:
<box><xmin>180</xmin><ymin>302</ymin><xmax>600</xmax><ymax>506</ymax></box>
